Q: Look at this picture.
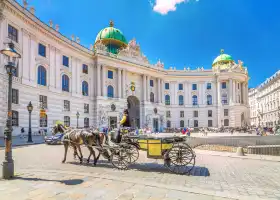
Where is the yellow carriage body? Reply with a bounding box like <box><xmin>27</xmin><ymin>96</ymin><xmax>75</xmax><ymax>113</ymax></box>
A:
<box><xmin>138</xmin><ymin>138</ymin><xmax>173</xmax><ymax>158</ymax></box>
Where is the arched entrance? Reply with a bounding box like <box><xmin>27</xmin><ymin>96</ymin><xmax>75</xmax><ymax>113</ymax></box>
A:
<box><xmin>127</xmin><ymin>96</ymin><xmax>140</xmax><ymax>128</ymax></box>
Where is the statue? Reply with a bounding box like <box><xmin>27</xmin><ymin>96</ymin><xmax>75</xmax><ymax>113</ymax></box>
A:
<box><xmin>155</xmin><ymin>59</ymin><xmax>164</xmax><ymax>68</ymax></box>
<box><xmin>95</xmin><ymin>41</ymin><xmax>108</xmax><ymax>52</ymax></box>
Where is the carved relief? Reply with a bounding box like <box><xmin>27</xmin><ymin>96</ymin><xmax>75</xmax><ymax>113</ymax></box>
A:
<box><xmin>117</xmin><ymin>38</ymin><xmax>149</xmax><ymax>64</ymax></box>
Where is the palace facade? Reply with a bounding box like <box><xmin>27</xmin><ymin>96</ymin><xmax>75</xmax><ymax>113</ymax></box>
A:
<box><xmin>249</xmin><ymin>70</ymin><xmax>280</xmax><ymax>127</ymax></box>
<box><xmin>0</xmin><ymin>0</ymin><xmax>250</xmax><ymax>136</ymax></box>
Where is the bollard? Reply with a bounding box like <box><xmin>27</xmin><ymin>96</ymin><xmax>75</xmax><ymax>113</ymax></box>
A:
<box><xmin>236</xmin><ymin>147</ymin><xmax>245</xmax><ymax>156</ymax></box>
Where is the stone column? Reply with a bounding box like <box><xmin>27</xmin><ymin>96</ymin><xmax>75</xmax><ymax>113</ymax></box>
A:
<box><xmin>76</xmin><ymin>59</ymin><xmax>81</xmax><ymax>94</ymax></box>
<box><xmin>118</xmin><ymin>68</ymin><xmax>122</xmax><ymax>98</ymax></box>
<box><xmin>229</xmin><ymin>79</ymin><xmax>233</xmax><ymax>104</ymax></box>
<box><xmin>232</xmin><ymin>80</ymin><xmax>236</xmax><ymax>103</ymax></box>
<box><xmin>142</xmin><ymin>75</ymin><xmax>146</xmax><ymax>101</ymax></box>
<box><xmin>184</xmin><ymin>82</ymin><xmax>188</xmax><ymax>105</ymax></box>
<box><xmin>55</xmin><ymin>49</ymin><xmax>61</xmax><ymax>89</ymax></box>
<box><xmin>96</xmin><ymin>64</ymin><xmax>101</xmax><ymax>96</ymax></box>
<box><xmin>174</xmin><ymin>82</ymin><xmax>178</xmax><ymax>105</ymax></box>
<box><xmin>102</xmin><ymin>65</ymin><xmax>107</xmax><ymax>97</ymax></box>
<box><xmin>199</xmin><ymin>82</ymin><xmax>203</xmax><ymax>105</ymax></box>
<box><xmin>71</xmin><ymin>57</ymin><xmax>77</xmax><ymax>93</ymax></box>
<box><xmin>30</xmin><ymin>35</ymin><xmax>37</xmax><ymax>82</ymax></box>
<box><xmin>241</xmin><ymin>82</ymin><xmax>245</xmax><ymax>104</ymax></box>
<box><xmin>157</xmin><ymin>78</ymin><xmax>161</xmax><ymax>103</ymax></box>
<box><xmin>147</xmin><ymin>76</ymin><xmax>150</xmax><ymax>102</ymax></box>
<box><xmin>244</xmin><ymin>82</ymin><xmax>248</xmax><ymax>105</ymax></box>
<box><xmin>217</xmin><ymin>79</ymin><xmax>221</xmax><ymax>105</ymax></box>
<box><xmin>162</xmin><ymin>79</ymin><xmax>165</xmax><ymax>104</ymax></box>
<box><xmin>213</xmin><ymin>80</ymin><xmax>217</xmax><ymax>105</ymax></box>
<box><xmin>22</xmin><ymin>30</ymin><xmax>30</xmax><ymax>80</ymax></box>
<box><xmin>122</xmin><ymin>69</ymin><xmax>126</xmax><ymax>98</ymax></box>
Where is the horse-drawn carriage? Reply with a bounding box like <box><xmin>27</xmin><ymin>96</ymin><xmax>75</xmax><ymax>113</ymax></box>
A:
<box><xmin>105</xmin><ymin>128</ymin><xmax>196</xmax><ymax>174</ymax></box>
<box><xmin>53</xmin><ymin>125</ymin><xmax>196</xmax><ymax>175</ymax></box>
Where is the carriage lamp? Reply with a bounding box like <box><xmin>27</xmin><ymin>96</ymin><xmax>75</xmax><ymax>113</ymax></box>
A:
<box><xmin>76</xmin><ymin>111</ymin><xmax>80</xmax><ymax>128</ymax></box>
<box><xmin>27</xmin><ymin>101</ymin><xmax>33</xmax><ymax>143</ymax></box>
<box><xmin>0</xmin><ymin>42</ymin><xmax>21</xmax><ymax>179</ymax></box>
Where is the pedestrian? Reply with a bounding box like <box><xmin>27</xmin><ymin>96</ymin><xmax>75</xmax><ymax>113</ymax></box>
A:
<box><xmin>20</xmin><ymin>127</ymin><xmax>25</xmax><ymax>138</ymax></box>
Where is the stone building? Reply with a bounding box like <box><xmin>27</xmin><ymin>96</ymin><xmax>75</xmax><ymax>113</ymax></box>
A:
<box><xmin>0</xmin><ymin>0</ymin><xmax>250</xmax><ymax>136</ymax></box>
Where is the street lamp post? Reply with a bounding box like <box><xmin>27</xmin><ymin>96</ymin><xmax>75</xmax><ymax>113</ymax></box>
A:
<box><xmin>76</xmin><ymin>111</ymin><xmax>80</xmax><ymax>128</ymax></box>
<box><xmin>1</xmin><ymin>42</ymin><xmax>21</xmax><ymax>179</ymax></box>
<box><xmin>27</xmin><ymin>101</ymin><xmax>33</xmax><ymax>143</ymax></box>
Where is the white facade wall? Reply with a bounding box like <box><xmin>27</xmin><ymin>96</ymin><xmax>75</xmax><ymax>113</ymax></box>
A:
<box><xmin>249</xmin><ymin>70</ymin><xmax>280</xmax><ymax>127</ymax></box>
<box><xmin>0</xmin><ymin>0</ymin><xmax>250</xmax><ymax>136</ymax></box>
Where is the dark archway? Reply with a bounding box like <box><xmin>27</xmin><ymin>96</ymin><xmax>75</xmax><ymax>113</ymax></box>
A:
<box><xmin>127</xmin><ymin>96</ymin><xmax>140</xmax><ymax>128</ymax></box>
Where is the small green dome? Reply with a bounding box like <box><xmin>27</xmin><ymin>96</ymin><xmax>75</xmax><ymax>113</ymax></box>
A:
<box><xmin>212</xmin><ymin>49</ymin><xmax>234</xmax><ymax>66</ymax></box>
<box><xmin>95</xmin><ymin>21</ymin><xmax>127</xmax><ymax>54</ymax></box>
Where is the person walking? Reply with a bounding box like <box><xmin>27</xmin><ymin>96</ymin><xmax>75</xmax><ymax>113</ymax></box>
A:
<box><xmin>20</xmin><ymin>127</ymin><xmax>25</xmax><ymax>138</ymax></box>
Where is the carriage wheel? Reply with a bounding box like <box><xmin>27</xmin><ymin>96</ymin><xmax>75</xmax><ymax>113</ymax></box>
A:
<box><xmin>124</xmin><ymin>144</ymin><xmax>139</xmax><ymax>163</ymax></box>
<box><xmin>110</xmin><ymin>147</ymin><xmax>130</xmax><ymax>170</ymax></box>
<box><xmin>165</xmin><ymin>143</ymin><xmax>195</xmax><ymax>175</ymax></box>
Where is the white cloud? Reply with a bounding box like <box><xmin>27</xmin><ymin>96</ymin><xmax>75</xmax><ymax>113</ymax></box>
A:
<box><xmin>152</xmin><ymin>0</ymin><xmax>186</xmax><ymax>15</ymax></box>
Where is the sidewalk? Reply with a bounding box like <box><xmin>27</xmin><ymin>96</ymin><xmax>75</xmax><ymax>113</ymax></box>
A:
<box><xmin>194</xmin><ymin>149</ymin><xmax>280</xmax><ymax>162</ymax></box>
<box><xmin>0</xmin><ymin>136</ymin><xmax>45</xmax><ymax>147</ymax></box>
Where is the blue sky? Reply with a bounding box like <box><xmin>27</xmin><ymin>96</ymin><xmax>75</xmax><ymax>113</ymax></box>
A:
<box><xmin>17</xmin><ymin>0</ymin><xmax>280</xmax><ymax>88</ymax></box>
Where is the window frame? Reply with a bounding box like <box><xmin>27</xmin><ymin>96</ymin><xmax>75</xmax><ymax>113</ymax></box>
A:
<box><xmin>62</xmin><ymin>55</ymin><xmax>69</xmax><ymax>67</ymax></box>
<box><xmin>82</xmin><ymin>64</ymin><xmax>88</xmax><ymax>74</ymax></box>
<box><xmin>38</xmin><ymin>43</ymin><xmax>46</xmax><ymax>57</ymax></box>
<box><xmin>38</xmin><ymin>65</ymin><xmax>47</xmax><ymax>86</ymax></box>
<box><xmin>165</xmin><ymin>83</ymin><xmax>169</xmax><ymax>90</ymax></box>
<box><xmin>208</xmin><ymin>110</ymin><xmax>212</xmax><ymax>117</ymax></box>
<box><xmin>150</xmin><ymin>79</ymin><xmax>154</xmax><ymax>87</ymax></box>
<box><xmin>12</xmin><ymin>110</ymin><xmax>19</xmax><ymax>126</ymax></box>
<box><xmin>166</xmin><ymin>120</ymin><xmax>171</xmax><ymax>128</ymax></box>
<box><xmin>194</xmin><ymin>120</ymin><xmax>198</xmax><ymax>127</ymax></box>
<box><xmin>84</xmin><ymin>103</ymin><xmax>89</xmax><ymax>113</ymax></box>
<box><xmin>150</xmin><ymin>92</ymin><xmax>154</xmax><ymax>102</ymax></box>
<box><xmin>180</xmin><ymin>120</ymin><xmax>184</xmax><ymax>128</ymax></box>
<box><xmin>192</xmin><ymin>84</ymin><xmax>197</xmax><ymax>90</ymax></box>
<box><xmin>178</xmin><ymin>83</ymin><xmax>183</xmax><ymax>90</ymax></box>
<box><xmin>165</xmin><ymin>95</ymin><xmax>170</xmax><ymax>105</ymax></box>
<box><xmin>224</xmin><ymin>109</ymin><xmax>229</xmax><ymax>117</ymax></box>
<box><xmin>8</xmin><ymin>24</ymin><xmax>18</xmax><ymax>43</ymax></box>
<box><xmin>180</xmin><ymin>111</ymin><xmax>184</xmax><ymax>118</ymax></box>
<box><xmin>62</xmin><ymin>74</ymin><xmax>69</xmax><ymax>92</ymax></box>
<box><xmin>64</xmin><ymin>100</ymin><xmax>70</xmax><ymax>111</ymax></box>
<box><xmin>39</xmin><ymin>95</ymin><xmax>48</xmax><ymax>109</ymax></box>
<box><xmin>107</xmin><ymin>85</ymin><xmax>114</xmax><ymax>98</ymax></box>
<box><xmin>12</xmin><ymin>88</ymin><xmax>19</xmax><ymax>104</ymax></box>
<box><xmin>207</xmin><ymin>95</ymin><xmax>212</xmax><ymax>105</ymax></box>
<box><xmin>82</xmin><ymin>81</ymin><xmax>89</xmax><ymax>96</ymax></box>
<box><xmin>193</xmin><ymin>110</ymin><xmax>198</xmax><ymax>118</ymax></box>
<box><xmin>84</xmin><ymin>118</ymin><xmax>89</xmax><ymax>128</ymax></box>
<box><xmin>222</xmin><ymin>82</ymin><xmax>227</xmax><ymax>89</ymax></box>
<box><xmin>208</xmin><ymin>120</ymin><xmax>213</xmax><ymax>127</ymax></box>
<box><xmin>64</xmin><ymin>116</ymin><xmax>70</xmax><ymax>127</ymax></box>
<box><xmin>207</xmin><ymin>83</ymin><xmax>212</xmax><ymax>90</ymax></box>
<box><xmin>179</xmin><ymin>95</ymin><xmax>184</xmax><ymax>105</ymax></box>
<box><xmin>108</xmin><ymin>70</ymin><xmax>113</xmax><ymax>79</ymax></box>
<box><xmin>40</xmin><ymin>114</ymin><xmax>48</xmax><ymax>127</ymax></box>
<box><xmin>192</xmin><ymin>95</ymin><xmax>198</xmax><ymax>105</ymax></box>
<box><xmin>224</xmin><ymin>119</ymin><xmax>229</xmax><ymax>126</ymax></box>
<box><xmin>166</xmin><ymin>111</ymin><xmax>171</xmax><ymax>118</ymax></box>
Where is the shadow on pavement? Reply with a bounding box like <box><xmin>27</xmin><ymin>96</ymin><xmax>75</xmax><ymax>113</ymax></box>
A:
<box><xmin>13</xmin><ymin>176</ymin><xmax>84</xmax><ymax>185</ymax></box>
<box><xmin>68</xmin><ymin>159</ymin><xmax>210</xmax><ymax>177</ymax></box>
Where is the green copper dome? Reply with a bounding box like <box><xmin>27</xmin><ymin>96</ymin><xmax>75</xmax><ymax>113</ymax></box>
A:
<box><xmin>94</xmin><ymin>21</ymin><xmax>127</xmax><ymax>54</ymax></box>
<box><xmin>212</xmin><ymin>49</ymin><xmax>234</xmax><ymax>66</ymax></box>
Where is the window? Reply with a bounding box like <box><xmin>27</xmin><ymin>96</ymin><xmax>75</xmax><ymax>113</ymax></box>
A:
<box><xmin>108</xmin><ymin>70</ymin><xmax>113</xmax><ymax>79</ymax></box>
<box><xmin>208</xmin><ymin>110</ymin><xmax>212</xmax><ymax>117</ymax></box>
<box><xmin>180</xmin><ymin>120</ymin><xmax>184</xmax><ymax>128</ymax></box>
<box><xmin>192</xmin><ymin>95</ymin><xmax>198</xmax><ymax>105</ymax></box>
<box><xmin>8</xmin><ymin>24</ymin><xmax>18</xmax><ymax>42</ymax></box>
<box><xmin>194</xmin><ymin>120</ymin><xmax>198</xmax><ymax>127</ymax></box>
<box><xmin>224</xmin><ymin>109</ymin><xmax>229</xmax><ymax>117</ymax></box>
<box><xmin>62</xmin><ymin>74</ymin><xmax>69</xmax><ymax>92</ymax></box>
<box><xmin>166</xmin><ymin>111</ymin><xmax>171</xmax><ymax>118</ymax></box>
<box><xmin>64</xmin><ymin>100</ymin><xmax>70</xmax><ymax>111</ymax></box>
<box><xmin>12</xmin><ymin>110</ymin><xmax>19</xmax><ymax>126</ymax></box>
<box><xmin>222</xmin><ymin>94</ymin><xmax>228</xmax><ymax>104</ymax></box>
<box><xmin>192</xmin><ymin>84</ymin><xmax>197</xmax><ymax>90</ymax></box>
<box><xmin>165</xmin><ymin>83</ymin><xmax>169</xmax><ymax>90</ymax></box>
<box><xmin>177</xmin><ymin>95</ymin><xmax>184</xmax><ymax>105</ymax></box>
<box><xmin>179</xmin><ymin>83</ymin><xmax>183</xmax><ymax>90</ymax></box>
<box><xmin>150</xmin><ymin>80</ymin><xmax>154</xmax><ymax>87</ymax></box>
<box><xmin>62</xmin><ymin>56</ymin><xmax>69</xmax><ymax>67</ymax></box>
<box><xmin>167</xmin><ymin>120</ymin><xmax>171</xmax><ymax>128</ymax></box>
<box><xmin>107</xmin><ymin>85</ymin><xmax>114</xmax><ymax>98</ymax></box>
<box><xmin>38</xmin><ymin>43</ymin><xmax>46</xmax><ymax>57</ymax></box>
<box><xmin>222</xmin><ymin>82</ymin><xmax>227</xmax><ymax>89</ymax></box>
<box><xmin>208</xmin><ymin>120</ymin><xmax>213</xmax><ymax>127</ymax></box>
<box><xmin>165</xmin><ymin>95</ymin><xmax>170</xmax><ymax>105</ymax></box>
<box><xmin>150</xmin><ymin>92</ymin><xmax>154</xmax><ymax>102</ymax></box>
<box><xmin>84</xmin><ymin>118</ymin><xmax>89</xmax><ymax>128</ymax></box>
<box><xmin>193</xmin><ymin>110</ymin><xmax>198</xmax><ymax>117</ymax></box>
<box><xmin>207</xmin><ymin>83</ymin><xmax>211</xmax><ymax>90</ymax></box>
<box><xmin>12</xmin><ymin>89</ymin><xmax>18</xmax><ymax>104</ymax></box>
<box><xmin>40</xmin><ymin>114</ymin><xmax>47</xmax><ymax>127</ymax></box>
<box><xmin>39</xmin><ymin>95</ymin><xmax>47</xmax><ymax>109</ymax></box>
<box><xmin>207</xmin><ymin>95</ymin><xmax>212</xmax><ymax>105</ymax></box>
<box><xmin>180</xmin><ymin>111</ymin><xmax>184</xmax><ymax>118</ymax></box>
<box><xmin>38</xmin><ymin>66</ymin><xmax>47</xmax><ymax>86</ymax></box>
<box><xmin>84</xmin><ymin>104</ymin><xmax>89</xmax><ymax>113</ymax></box>
<box><xmin>83</xmin><ymin>64</ymin><xmax>88</xmax><ymax>74</ymax></box>
<box><xmin>82</xmin><ymin>81</ymin><xmax>89</xmax><ymax>96</ymax></box>
<box><xmin>64</xmin><ymin>116</ymin><xmax>70</xmax><ymax>127</ymax></box>
<box><xmin>224</xmin><ymin>119</ymin><xmax>229</xmax><ymax>126</ymax></box>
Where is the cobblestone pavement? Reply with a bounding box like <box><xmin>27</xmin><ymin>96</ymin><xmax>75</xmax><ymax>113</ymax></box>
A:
<box><xmin>1</xmin><ymin>145</ymin><xmax>280</xmax><ymax>200</ymax></box>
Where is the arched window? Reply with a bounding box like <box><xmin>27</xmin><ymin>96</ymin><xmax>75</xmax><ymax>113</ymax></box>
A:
<box><xmin>62</xmin><ymin>74</ymin><xmax>69</xmax><ymax>92</ymax></box>
<box><xmin>192</xmin><ymin>95</ymin><xmax>198</xmax><ymax>105</ymax></box>
<box><xmin>38</xmin><ymin>65</ymin><xmax>46</xmax><ymax>86</ymax></box>
<box><xmin>167</xmin><ymin>120</ymin><xmax>171</xmax><ymax>128</ymax></box>
<box><xmin>150</xmin><ymin>92</ymin><xmax>154</xmax><ymax>102</ymax></box>
<box><xmin>107</xmin><ymin>85</ymin><xmax>114</xmax><ymax>98</ymax></box>
<box><xmin>165</xmin><ymin>95</ymin><xmax>170</xmax><ymax>105</ymax></box>
<box><xmin>180</xmin><ymin>120</ymin><xmax>184</xmax><ymax>128</ymax></box>
<box><xmin>222</xmin><ymin>94</ymin><xmax>228</xmax><ymax>104</ymax></box>
<box><xmin>179</xmin><ymin>95</ymin><xmax>184</xmax><ymax>105</ymax></box>
<box><xmin>84</xmin><ymin>118</ymin><xmax>89</xmax><ymax>128</ymax></box>
<box><xmin>82</xmin><ymin>81</ymin><xmax>88</xmax><ymax>96</ymax></box>
<box><xmin>224</xmin><ymin>119</ymin><xmax>229</xmax><ymax>126</ymax></box>
<box><xmin>207</xmin><ymin>95</ymin><xmax>212</xmax><ymax>105</ymax></box>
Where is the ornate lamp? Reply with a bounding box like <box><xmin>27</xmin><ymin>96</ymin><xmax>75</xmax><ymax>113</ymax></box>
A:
<box><xmin>27</xmin><ymin>102</ymin><xmax>33</xmax><ymax>143</ymax></box>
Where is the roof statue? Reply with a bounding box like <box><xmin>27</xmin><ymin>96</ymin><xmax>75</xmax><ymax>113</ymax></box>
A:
<box><xmin>94</xmin><ymin>40</ymin><xmax>108</xmax><ymax>52</ymax></box>
<box><xmin>155</xmin><ymin>59</ymin><xmax>164</xmax><ymax>68</ymax></box>
<box><xmin>118</xmin><ymin>38</ymin><xmax>149</xmax><ymax>64</ymax></box>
